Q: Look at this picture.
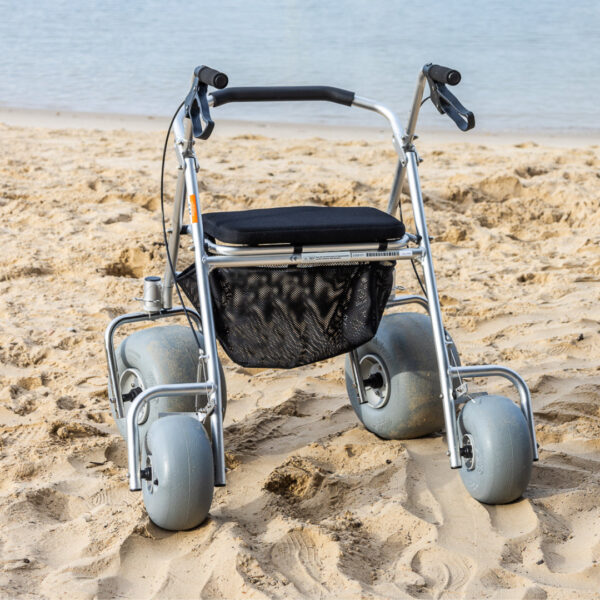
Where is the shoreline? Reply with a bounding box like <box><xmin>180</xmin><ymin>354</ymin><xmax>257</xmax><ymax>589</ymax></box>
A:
<box><xmin>1</xmin><ymin>105</ymin><xmax>598</xmax><ymax>146</ymax></box>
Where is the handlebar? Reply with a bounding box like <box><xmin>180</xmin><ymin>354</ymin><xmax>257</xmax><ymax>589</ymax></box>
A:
<box><xmin>181</xmin><ymin>62</ymin><xmax>473</xmax><ymax>142</ymax></box>
<box><xmin>422</xmin><ymin>63</ymin><xmax>474</xmax><ymax>132</ymax></box>
<box><xmin>194</xmin><ymin>65</ymin><xmax>229</xmax><ymax>89</ymax></box>
<box><xmin>183</xmin><ymin>65</ymin><xmax>229</xmax><ymax>140</ymax></box>
<box><xmin>424</xmin><ymin>64</ymin><xmax>461</xmax><ymax>86</ymax></box>
<box><xmin>211</xmin><ymin>86</ymin><xmax>355</xmax><ymax>107</ymax></box>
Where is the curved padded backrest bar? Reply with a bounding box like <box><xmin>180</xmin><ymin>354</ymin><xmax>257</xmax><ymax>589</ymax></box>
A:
<box><xmin>211</xmin><ymin>86</ymin><xmax>355</xmax><ymax>107</ymax></box>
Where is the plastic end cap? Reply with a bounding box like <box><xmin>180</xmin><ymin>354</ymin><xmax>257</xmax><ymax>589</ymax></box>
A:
<box><xmin>213</xmin><ymin>73</ymin><xmax>229</xmax><ymax>89</ymax></box>
<box><xmin>447</xmin><ymin>71</ymin><xmax>461</xmax><ymax>85</ymax></box>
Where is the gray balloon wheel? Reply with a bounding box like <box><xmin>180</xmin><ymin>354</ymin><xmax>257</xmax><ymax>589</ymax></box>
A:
<box><xmin>458</xmin><ymin>394</ymin><xmax>533</xmax><ymax>504</ymax></box>
<box><xmin>110</xmin><ymin>325</ymin><xmax>226</xmax><ymax>439</ymax></box>
<box><xmin>143</xmin><ymin>414</ymin><xmax>214</xmax><ymax>530</ymax></box>
<box><xmin>344</xmin><ymin>312</ymin><xmax>460</xmax><ymax>440</ymax></box>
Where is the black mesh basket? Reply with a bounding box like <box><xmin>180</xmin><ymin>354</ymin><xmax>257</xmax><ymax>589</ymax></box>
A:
<box><xmin>177</xmin><ymin>262</ymin><xmax>394</xmax><ymax>369</ymax></box>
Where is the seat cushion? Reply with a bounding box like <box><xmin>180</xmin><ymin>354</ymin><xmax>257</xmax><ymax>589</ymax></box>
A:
<box><xmin>202</xmin><ymin>205</ymin><xmax>405</xmax><ymax>246</ymax></box>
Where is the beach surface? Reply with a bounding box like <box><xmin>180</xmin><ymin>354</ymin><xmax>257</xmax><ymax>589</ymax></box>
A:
<box><xmin>0</xmin><ymin>111</ymin><xmax>599</xmax><ymax>599</ymax></box>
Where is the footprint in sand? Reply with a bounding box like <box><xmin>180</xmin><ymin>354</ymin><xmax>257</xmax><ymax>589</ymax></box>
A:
<box><xmin>408</xmin><ymin>544</ymin><xmax>475</xmax><ymax>598</ymax></box>
<box><xmin>88</xmin><ymin>483</ymin><xmax>130</xmax><ymax>508</ymax></box>
<box><xmin>0</xmin><ymin>422</ymin><xmax>48</xmax><ymax>447</ymax></box>
<box><xmin>270</xmin><ymin>527</ymin><xmax>348</xmax><ymax>597</ymax></box>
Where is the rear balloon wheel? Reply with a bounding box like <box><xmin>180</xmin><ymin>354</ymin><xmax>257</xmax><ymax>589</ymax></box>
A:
<box><xmin>345</xmin><ymin>312</ymin><xmax>460</xmax><ymax>439</ymax></box>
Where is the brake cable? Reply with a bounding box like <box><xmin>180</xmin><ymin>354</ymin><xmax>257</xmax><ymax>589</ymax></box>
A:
<box><xmin>160</xmin><ymin>100</ymin><xmax>203</xmax><ymax>350</ymax></box>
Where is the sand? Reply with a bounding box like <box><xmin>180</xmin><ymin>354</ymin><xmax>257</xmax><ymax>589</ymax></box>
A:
<box><xmin>0</xmin><ymin>110</ymin><xmax>599</xmax><ymax>599</ymax></box>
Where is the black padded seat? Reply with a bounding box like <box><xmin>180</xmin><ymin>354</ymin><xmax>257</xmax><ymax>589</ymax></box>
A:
<box><xmin>202</xmin><ymin>206</ymin><xmax>405</xmax><ymax>246</ymax></box>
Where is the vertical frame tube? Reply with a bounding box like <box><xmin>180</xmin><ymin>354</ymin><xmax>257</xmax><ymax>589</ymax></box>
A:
<box><xmin>387</xmin><ymin>72</ymin><xmax>427</xmax><ymax>217</ymax></box>
<box><xmin>349</xmin><ymin>349</ymin><xmax>368</xmax><ymax>404</ymax></box>
<box><xmin>405</xmin><ymin>151</ymin><xmax>461</xmax><ymax>468</ymax></box>
<box><xmin>162</xmin><ymin>169</ymin><xmax>186</xmax><ymax>310</ymax></box>
<box><xmin>183</xmin><ymin>156</ymin><xmax>227</xmax><ymax>486</ymax></box>
<box><xmin>405</xmin><ymin>72</ymin><xmax>427</xmax><ymax>143</ymax></box>
<box><xmin>386</xmin><ymin>159</ymin><xmax>406</xmax><ymax>216</ymax></box>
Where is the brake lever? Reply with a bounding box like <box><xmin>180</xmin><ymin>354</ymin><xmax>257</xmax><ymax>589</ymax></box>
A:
<box><xmin>425</xmin><ymin>74</ymin><xmax>475</xmax><ymax>132</ymax></box>
<box><xmin>436</xmin><ymin>84</ymin><xmax>475</xmax><ymax>131</ymax></box>
<box><xmin>184</xmin><ymin>79</ymin><xmax>214</xmax><ymax>140</ymax></box>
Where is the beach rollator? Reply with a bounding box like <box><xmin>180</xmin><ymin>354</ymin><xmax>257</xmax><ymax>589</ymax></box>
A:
<box><xmin>104</xmin><ymin>63</ymin><xmax>538</xmax><ymax>530</ymax></box>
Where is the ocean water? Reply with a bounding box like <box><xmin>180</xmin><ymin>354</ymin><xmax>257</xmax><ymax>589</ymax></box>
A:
<box><xmin>0</xmin><ymin>0</ymin><xmax>599</xmax><ymax>133</ymax></box>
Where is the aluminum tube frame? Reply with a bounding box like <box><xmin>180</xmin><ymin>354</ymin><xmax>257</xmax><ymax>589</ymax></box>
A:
<box><xmin>351</xmin><ymin>96</ymin><xmax>406</xmax><ymax>157</ymax></box>
<box><xmin>183</xmin><ymin>156</ymin><xmax>227</xmax><ymax>486</ymax></box>
<box><xmin>449</xmin><ymin>365</ymin><xmax>539</xmax><ymax>461</ymax></box>
<box><xmin>386</xmin><ymin>294</ymin><xmax>429</xmax><ymax>312</ymax></box>
<box><xmin>349</xmin><ymin>349</ymin><xmax>368</xmax><ymax>405</ymax></box>
<box><xmin>173</xmin><ymin>105</ymin><xmax>187</xmax><ymax>150</ymax></box>
<box><xmin>205</xmin><ymin>236</ymin><xmax>411</xmax><ymax>256</ymax></box>
<box><xmin>105</xmin><ymin>307</ymin><xmax>202</xmax><ymax>419</ymax></box>
<box><xmin>386</xmin><ymin>159</ymin><xmax>406</xmax><ymax>216</ymax></box>
<box><xmin>387</xmin><ymin>72</ymin><xmax>427</xmax><ymax>216</ymax></box>
<box><xmin>405</xmin><ymin>72</ymin><xmax>427</xmax><ymax>143</ymax></box>
<box><xmin>205</xmin><ymin>247</ymin><xmax>423</xmax><ymax>269</ymax></box>
<box><xmin>405</xmin><ymin>150</ymin><xmax>461</xmax><ymax>468</ymax></box>
<box><xmin>161</xmin><ymin>169</ymin><xmax>186</xmax><ymax>310</ymax></box>
<box><xmin>127</xmin><ymin>381</ymin><xmax>214</xmax><ymax>490</ymax></box>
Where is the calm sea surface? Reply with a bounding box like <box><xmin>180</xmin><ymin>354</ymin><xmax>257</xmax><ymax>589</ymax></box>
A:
<box><xmin>0</xmin><ymin>1</ymin><xmax>599</xmax><ymax>133</ymax></box>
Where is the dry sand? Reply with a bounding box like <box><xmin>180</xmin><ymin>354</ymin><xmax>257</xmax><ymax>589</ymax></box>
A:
<box><xmin>0</xmin><ymin>111</ymin><xmax>599</xmax><ymax>599</ymax></box>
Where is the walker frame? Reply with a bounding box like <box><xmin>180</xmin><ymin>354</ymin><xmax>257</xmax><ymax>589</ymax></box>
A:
<box><xmin>104</xmin><ymin>64</ymin><xmax>539</xmax><ymax>494</ymax></box>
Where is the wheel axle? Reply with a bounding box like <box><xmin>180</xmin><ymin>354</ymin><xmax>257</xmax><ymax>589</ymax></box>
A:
<box><xmin>459</xmin><ymin>445</ymin><xmax>473</xmax><ymax>459</ymax></box>
<box><xmin>363</xmin><ymin>373</ymin><xmax>384</xmax><ymax>389</ymax></box>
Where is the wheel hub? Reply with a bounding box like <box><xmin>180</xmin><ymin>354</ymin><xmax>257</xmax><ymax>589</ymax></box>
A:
<box><xmin>461</xmin><ymin>434</ymin><xmax>475</xmax><ymax>470</ymax></box>
<box><xmin>359</xmin><ymin>354</ymin><xmax>390</xmax><ymax>409</ymax></box>
<box><xmin>143</xmin><ymin>455</ymin><xmax>155</xmax><ymax>493</ymax></box>
<box><xmin>119</xmin><ymin>368</ymin><xmax>149</xmax><ymax>424</ymax></box>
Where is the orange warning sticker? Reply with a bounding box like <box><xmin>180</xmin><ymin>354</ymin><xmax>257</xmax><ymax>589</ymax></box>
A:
<box><xmin>190</xmin><ymin>194</ymin><xmax>198</xmax><ymax>223</ymax></box>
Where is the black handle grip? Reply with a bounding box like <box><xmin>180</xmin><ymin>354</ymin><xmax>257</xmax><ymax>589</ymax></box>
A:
<box><xmin>211</xmin><ymin>86</ymin><xmax>355</xmax><ymax>107</ymax></box>
<box><xmin>424</xmin><ymin>64</ymin><xmax>461</xmax><ymax>86</ymax></box>
<box><xmin>194</xmin><ymin>65</ymin><xmax>229</xmax><ymax>89</ymax></box>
